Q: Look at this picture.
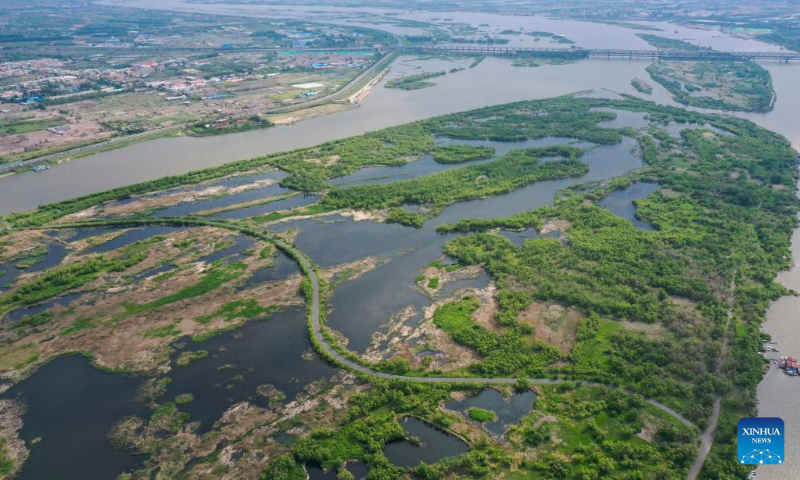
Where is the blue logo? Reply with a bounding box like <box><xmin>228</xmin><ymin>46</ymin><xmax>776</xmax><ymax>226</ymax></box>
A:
<box><xmin>738</xmin><ymin>417</ymin><xmax>784</xmax><ymax>465</ymax></box>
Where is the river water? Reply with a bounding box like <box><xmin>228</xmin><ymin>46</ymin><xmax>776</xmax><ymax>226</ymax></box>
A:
<box><xmin>2</xmin><ymin>4</ymin><xmax>800</xmax><ymax>477</ymax></box>
<box><xmin>756</xmin><ymin>197</ymin><xmax>800</xmax><ymax>479</ymax></box>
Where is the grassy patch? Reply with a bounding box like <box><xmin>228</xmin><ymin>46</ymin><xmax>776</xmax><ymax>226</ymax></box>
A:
<box><xmin>468</xmin><ymin>407</ymin><xmax>496</xmax><ymax>422</ymax></box>
<box><xmin>194</xmin><ymin>299</ymin><xmax>275</xmax><ymax>324</ymax></box>
<box><xmin>142</xmin><ymin>323</ymin><xmax>181</xmax><ymax>339</ymax></box>
<box><xmin>60</xmin><ymin>316</ymin><xmax>101</xmax><ymax>336</ymax></box>
<box><xmin>122</xmin><ymin>262</ymin><xmax>246</xmax><ymax>317</ymax></box>
<box><xmin>176</xmin><ymin>349</ymin><xmax>208</xmax><ymax>366</ymax></box>
<box><xmin>0</xmin><ymin>117</ymin><xmax>64</xmax><ymax>135</ymax></box>
<box><xmin>385</xmin><ymin>71</ymin><xmax>445</xmax><ymax>90</ymax></box>
<box><xmin>431</xmin><ymin>145</ymin><xmax>494</xmax><ymax>164</ymax></box>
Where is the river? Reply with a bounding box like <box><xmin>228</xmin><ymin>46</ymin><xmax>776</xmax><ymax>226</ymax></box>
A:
<box><xmin>2</xmin><ymin>4</ymin><xmax>800</xmax><ymax>477</ymax></box>
<box><xmin>2</xmin><ymin>5</ymin><xmax>798</xmax><ymax>214</ymax></box>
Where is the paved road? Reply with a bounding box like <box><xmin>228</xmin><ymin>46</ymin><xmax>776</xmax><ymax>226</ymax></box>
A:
<box><xmin>1</xmin><ymin>52</ymin><xmax>395</xmax><ymax>176</ymax></box>
<box><xmin>41</xmin><ymin>219</ymin><xmax>700</xmax><ymax>470</ymax></box>
<box><xmin>264</xmin><ymin>52</ymin><xmax>395</xmax><ymax>114</ymax></box>
<box><xmin>272</xmin><ymin>236</ymin><xmax>696</xmax><ymax>429</ymax></box>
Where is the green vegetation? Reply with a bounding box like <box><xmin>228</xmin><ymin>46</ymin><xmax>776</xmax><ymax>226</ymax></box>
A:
<box><xmin>525</xmin><ymin>31</ymin><xmax>574</xmax><ymax>44</ymax></box>
<box><xmin>469</xmin><ymin>56</ymin><xmax>485</xmax><ymax>68</ymax></box>
<box><xmin>647</xmin><ymin>60</ymin><xmax>774</xmax><ymax>112</ymax></box>
<box><xmin>188</xmin><ymin>115</ymin><xmax>274</xmax><ymax>136</ymax></box>
<box><xmin>13</xmin><ymin>247</ymin><xmax>48</xmax><ymax>269</ymax></box>
<box><xmin>2</xmin><ymin>96</ymin><xmax>797</xmax><ymax>479</ymax></box>
<box><xmin>428</xmin><ymin>260</ymin><xmax>464</xmax><ymax>273</ymax></box>
<box><xmin>142</xmin><ymin>323</ymin><xmax>181</xmax><ymax>339</ymax></box>
<box><xmin>637</xmin><ymin>34</ymin><xmax>703</xmax><ymax>51</ymax></box>
<box><xmin>757</xmin><ymin>25</ymin><xmax>800</xmax><ymax>52</ymax></box>
<box><xmin>149</xmin><ymin>402</ymin><xmax>189</xmax><ymax>434</ymax></box>
<box><xmin>584</xmin><ymin>20</ymin><xmax>663</xmax><ymax>32</ymax></box>
<box><xmin>194</xmin><ymin>299</ymin><xmax>275</xmax><ymax>324</ymax></box>
<box><xmin>521</xmin><ymin>386</ymin><xmax>697</xmax><ymax>478</ymax></box>
<box><xmin>631</xmin><ymin>77</ymin><xmax>652</xmax><ymax>94</ymax></box>
<box><xmin>511</xmin><ymin>50</ymin><xmax>589</xmax><ymax>67</ymax></box>
<box><xmin>323</xmin><ymin>146</ymin><xmax>587</xmax><ymax>224</ymax></box>
<box><xmin>0</xmin><ymin>237</ymin><xmax>155</xmax><ymax>314</ymax></box>
<box><xmin>260</xmin><ymin>455</ymin><xmax>305</xmax><ymax>479</ymax></box>
<box><xmin>431</xmin><ymin>144</ymin><xmax>494</xmax><ymax>164</ymax></box>
<box><xmin>437</xmin><ymin>210</ymin><xmax>544</xmax><ymax>234</ymax></box>
<box><xmin>273</xmin><ymin>380</ymin><xmax>480</xmax><ymax>478</ymax></box>
<box><xmin>174</xmin><ymin>393</ymin><xmax>194</xmax><ymax>405</ymax></box>
<box><xmin>467</xmin><ymin>407</ymin><xmax>495</xmax><ymax>422</ymax></box>
<box><xmin>385</xmin><ymin>71</ymin><xmax>446</xmax><ymax>90</ymax></box>
<box><xmin>176</xmin><ymin>349</ymin><xmax>208</xmax><ymax>367</ymax></box>
<box><xmin>59</xmin><ymin>316</ymin><xmax>101</xmax><ymax>336</ymax></box>
<box><xmin>432</xmin><ymin>297</ymin><xmax>561</xmax><ymax>376</ymax></box>
<box><xmin>0</xmin><ymin>117</ymin><xmax>64</xmax><ymax>135</ymax></box>
<box><xmin>0</xmin><ymin>439</ymin><xmax>14</xmax><ymax>476</ymax></box>
<box><xmin>122</xmin><ymin>261</ymin><xmax>246</xmax><ymax>317</ymax></box>
<box><xmin>385</xmin><ymin>208</ymin><xmax>426</xmax><ymax>228</ymax></box>
<box><xmin>427</xmin><ymin>97</ymin><xmax>797</xmax><ymax>478</ymax></box>
<box><xmin>427</xmin><ymin>277</ymin><xmax>439</xmax><ymax>289</ymax></box>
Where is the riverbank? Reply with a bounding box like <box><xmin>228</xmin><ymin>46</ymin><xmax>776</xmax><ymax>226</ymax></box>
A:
<box><xmin>757</xmin><ymin>179</ymin><xmax>800</xmax><ymax>478</ymax></box>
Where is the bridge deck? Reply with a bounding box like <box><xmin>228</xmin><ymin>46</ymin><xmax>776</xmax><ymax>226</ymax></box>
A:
<box><xmin>401</xmin><ymin>46</ymin><xmax>800</xmax><ymax>61</ymax></box>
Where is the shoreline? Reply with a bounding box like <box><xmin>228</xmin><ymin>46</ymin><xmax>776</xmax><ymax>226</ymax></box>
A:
<box><xmin>756</xmin><ymin>174</ymin><xmax>800</xmax><ymax>479</ymax></box>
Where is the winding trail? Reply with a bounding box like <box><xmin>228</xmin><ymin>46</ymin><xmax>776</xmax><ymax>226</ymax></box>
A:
<box><xmin>272</xmin><ymin>236</ymin><xmax>696</xmax><ymax>429</ymax></box>
<box><xmin>687</xmin><ymin>275</ymin><xmax>736</xmax><ymax>479</ymax></box>
<box><xmin>36</xmin><ymin>218</ymin><xmax>701</xmax><ymax>473</ymax></box>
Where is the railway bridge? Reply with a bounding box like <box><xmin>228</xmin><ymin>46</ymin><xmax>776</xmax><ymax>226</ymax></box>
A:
<box><xmin>400</xmin><ymin>45</ymin><xmax>800</xmax><ymax>62</ymax></box>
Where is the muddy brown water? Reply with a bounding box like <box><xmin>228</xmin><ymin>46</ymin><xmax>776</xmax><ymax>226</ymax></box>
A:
<box><xmin>2</xmin><ymin>8</ymin><xmax>800</xmax><ymax>477</ymax></box>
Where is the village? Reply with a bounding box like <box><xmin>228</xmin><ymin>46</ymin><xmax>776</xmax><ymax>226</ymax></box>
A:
<box><xmin>0</xmin><ymin>1</ymin><xmax>390</xmax><ymax>164</ymax></box>
<box><xmin>0</xmin><ymin>37</ymin><xmax>381</xmax><ymax>163</ymax></box>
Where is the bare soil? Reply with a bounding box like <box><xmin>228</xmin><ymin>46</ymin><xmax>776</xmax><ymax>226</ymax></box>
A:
<box><xmin>517</xmin><ymin>301</ymin><xmax>585</xmax><ymax>353</ymax></box>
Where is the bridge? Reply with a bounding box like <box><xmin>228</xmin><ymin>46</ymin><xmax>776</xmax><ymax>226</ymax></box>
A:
<box><xmin>400</xmin><ymin>45</ymin><xmax>800</xmax><ymax>62</ymax></box>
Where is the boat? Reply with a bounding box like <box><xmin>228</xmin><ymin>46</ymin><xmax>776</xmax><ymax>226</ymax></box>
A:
<box><xmin>778</xmin><ymin>356</ymin><xmax>799</xmax><ymax>376</ymax></box>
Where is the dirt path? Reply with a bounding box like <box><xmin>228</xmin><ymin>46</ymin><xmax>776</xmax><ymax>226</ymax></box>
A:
<box><xmin>688</xmin><ymin>275</ymin><xmax>737</xmax><ymax>480</ymax></box>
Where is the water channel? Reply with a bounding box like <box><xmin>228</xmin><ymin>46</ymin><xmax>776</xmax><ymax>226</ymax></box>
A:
<box><xmin>1</xmin><ymin>6</ymin><xmax>799</xmax><ymax>477</ymax></box>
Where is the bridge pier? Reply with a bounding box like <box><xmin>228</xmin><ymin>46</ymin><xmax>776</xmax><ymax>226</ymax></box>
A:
<box><xmin>403</xmin><ymin>46</ymin><xmax>798</xmax><ymax>62</ymax></box>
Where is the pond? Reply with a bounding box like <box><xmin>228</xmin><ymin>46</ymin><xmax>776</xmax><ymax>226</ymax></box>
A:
<box><xmin>240</xmin><ymin>252</ymin><xmax>299</xmax><ymax>289</ymax></box>
<box><xmin>0</xmin><ymin>242</ymin><xmax>70</xmax><ymax>294</ymax></box>
<box><xmin>383</xmin><ymin>417</ymin><xmax>469</xmax><ymax>468</ymax></box>
<box><xmin>598</xmin><ymin>182</ymin><xmax>660</xmax><ymax>230</ymax></box>
<box><xmin>2</xmin><ymin>356</ymin><xmax>148</xmax><ymax>480</ymax></box>
<box><xmin>446</xmin><ymin>388</ymin><xmax>536</xmax><ymax>437</ymax></box>
<box><xmin>161</xmin><ymin>306</ymin><xmax>337</xmax><ymax>433</ymax></box>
